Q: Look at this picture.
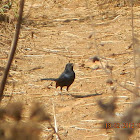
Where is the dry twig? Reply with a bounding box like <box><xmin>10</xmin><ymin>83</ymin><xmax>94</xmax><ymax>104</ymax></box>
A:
<box><xmin>0</xmin><ymin>0</ymin><xmax>25</xmax><ymax>101</ymax></box>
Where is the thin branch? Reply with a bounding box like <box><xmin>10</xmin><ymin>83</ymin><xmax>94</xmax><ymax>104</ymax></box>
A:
<box><xmin>52</xmin><ymin>100</ymin><xmax>61</xmax><ymax>140</ymax></box>
<box><xmin>0</xmin><ymin>0</ymin><xmax>25</xmax><ymax>101</ymax></box>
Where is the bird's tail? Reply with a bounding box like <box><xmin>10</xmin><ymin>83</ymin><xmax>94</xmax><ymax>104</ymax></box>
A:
<box><xmin>41</xmin><ymin>78</ymin><xmax>58</xmax><ymax>81</ymax></box>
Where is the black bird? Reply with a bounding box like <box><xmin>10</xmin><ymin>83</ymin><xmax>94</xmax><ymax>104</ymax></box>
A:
<box><xmin>41</xmin><ymin>63</ymin><xmax>75</xmax><ymax>91</ymax></box>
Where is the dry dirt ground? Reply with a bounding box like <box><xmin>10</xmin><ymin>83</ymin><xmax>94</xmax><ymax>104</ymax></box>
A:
<box><xmin>0</xmin><ymin>0</ymin><xmax>140</xmax><ymax>139</ymax></box>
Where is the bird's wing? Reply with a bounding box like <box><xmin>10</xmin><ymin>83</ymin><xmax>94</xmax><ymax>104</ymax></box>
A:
<box><xmin>58</xmin><ymin>73</ymin><xmax>69</xmax><ymax>81</ymax></box>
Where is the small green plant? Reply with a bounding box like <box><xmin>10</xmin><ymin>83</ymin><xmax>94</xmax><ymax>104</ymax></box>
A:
<box><xmin>0</xmin><ymin>1</ymin><xmax>12</xmax><ymax>14</ymax></box>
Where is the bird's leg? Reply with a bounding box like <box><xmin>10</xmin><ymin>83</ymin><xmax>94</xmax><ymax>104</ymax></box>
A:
<box><xmin>67</xmin><ymin>86</ymin><xmax>71</xmax><ymax>96</ymax></box>
<box><xmin>66</xmin><ymin>86</ymin><xmax>69</xmax><ymax>91</ymax></box>
<box><xmin>59</xmin><ymin>87</ymin><xmax>63</xmax><ymax>95</ymax></box>
<box><xmin>60</xmin><ymin>87</ymin><xmax>65</xmax><ymax>101</ymax></box>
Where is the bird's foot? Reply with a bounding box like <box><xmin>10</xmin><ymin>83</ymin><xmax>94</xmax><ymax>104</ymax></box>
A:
<box><xmin>67</xmin><ymin>91</ymin><xmax>72</xmax><ymax>96</ymax></box>
<box><xmin>54</xmin><ymin>91</ymin><xmax>63</xmax><ymax>96</ymax></box>
<box><xmin>54</xmin><ymin>91</ymin><xmax>59</xmax><ymax>96</ymax></box>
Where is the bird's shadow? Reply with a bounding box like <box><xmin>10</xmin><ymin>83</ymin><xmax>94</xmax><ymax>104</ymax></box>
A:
<box><xmin>71</xmin><ymin>93</ymin><xmax>102</xmax><ymax>98</ymax></box>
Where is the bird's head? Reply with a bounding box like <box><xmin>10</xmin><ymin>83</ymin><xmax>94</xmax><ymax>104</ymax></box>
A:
<box><xmin>65</xmin><ymin>63</ymin><xmax>74</xmax><ymax>71</ymax></box>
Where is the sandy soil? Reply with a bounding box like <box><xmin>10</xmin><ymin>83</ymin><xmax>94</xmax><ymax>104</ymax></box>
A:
<box><xmin>0</xmin><ymin>0</ymin><xmax>140</xmax><ymax>139</ymax></box>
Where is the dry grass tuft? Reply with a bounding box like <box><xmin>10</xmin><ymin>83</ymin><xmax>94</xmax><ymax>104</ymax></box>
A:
<box><xmin>30</xmin><ymin>102</ymin><xmax>51</xmax><ymax>122</ymax></box>
<box><xmin>5</xmin><ymin>102</ymin><xmax>23</xmax><ymax>121</ymax></box>
<box><xmin>0</xmin><ymin>102</ymin><xmax>54</xmax><ymax>140</ymax></box>
<box><xmin>98</xmin><ymin>98</ymin><xmax>140</xmax><ymax>140</ymax></box>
